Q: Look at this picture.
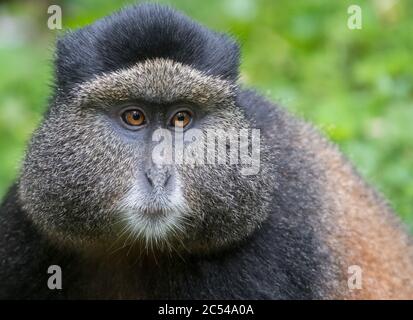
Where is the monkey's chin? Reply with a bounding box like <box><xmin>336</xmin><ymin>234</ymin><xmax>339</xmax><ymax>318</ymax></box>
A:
<box><xmin>115</xmin><ymin>208</ymin><xmax>187</xmax><ymax>249</ymax></box>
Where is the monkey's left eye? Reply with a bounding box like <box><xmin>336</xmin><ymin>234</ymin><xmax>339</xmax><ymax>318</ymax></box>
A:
<box><xmin>170</xmin><ymin>111</ymin><xmax>192</xmax><ymax>129</ymax></box>
<box><xmin>121</xmin><ymin>109</ymin><xmax>146</xmax><ymax>127</ymax></box>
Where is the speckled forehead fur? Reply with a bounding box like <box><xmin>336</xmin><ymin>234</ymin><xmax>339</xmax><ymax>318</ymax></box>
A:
<box><xmin>71</xmin><ymin>58</ymin><xmax>237</xmax><ymax>108</ymax></box>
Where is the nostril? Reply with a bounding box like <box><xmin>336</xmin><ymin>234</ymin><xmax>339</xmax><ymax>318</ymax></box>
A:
<box><xmin>145</xmin><ymin>167</ymin><xmax>171</xmax><ymax>189</ymax></box>
<box><xmin>163</xmin><ymin>172</ymin><xmax>171</xmax><ymax>187</ymax></box>
<box><xmin>145</xmin><ymin>171</ymin><xmax>154</xmax><ymax>187</ymax></box>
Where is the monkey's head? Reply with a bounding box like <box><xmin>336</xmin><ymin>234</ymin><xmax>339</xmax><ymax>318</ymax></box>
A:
<box><xmin>18</xmin><ymin>4</ymin><xmax>273</xmax><ymax>254</ymax></box>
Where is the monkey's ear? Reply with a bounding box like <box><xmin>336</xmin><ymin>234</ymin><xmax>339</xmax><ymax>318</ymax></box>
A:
<box><xmin>53</xmin><ymin>4</ymin><xmax>240</xmax><ymax>94</ymax></box>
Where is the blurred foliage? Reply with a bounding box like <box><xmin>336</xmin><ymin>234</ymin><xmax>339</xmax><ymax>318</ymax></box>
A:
<box><xmin>0</xmin><ymin>0</ymin><xmax>412</xmax><ymax>230</ymax></box>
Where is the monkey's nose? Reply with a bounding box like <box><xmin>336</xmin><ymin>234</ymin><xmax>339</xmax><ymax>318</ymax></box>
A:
<box><xmin>145</xmin><ymin>166</ymin><xmax>171</xmax><ymax>189</ymax></box>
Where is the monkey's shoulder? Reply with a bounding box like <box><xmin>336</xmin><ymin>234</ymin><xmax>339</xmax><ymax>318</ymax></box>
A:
<box><xmin>0</xmin><ymin>185</ymin><xmax>67</xmax><ymax>299</ymax></box>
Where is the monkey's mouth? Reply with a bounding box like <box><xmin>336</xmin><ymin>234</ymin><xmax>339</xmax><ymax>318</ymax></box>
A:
<box><xmin>112</xmin><ymin>181</ymin><xmax>189</xmax><ymax>243</ymax></box>
<box><xmin>139</xmin><ymin>207</ymin><xmax>170</xmax><ymax>220</ymax></box>
<box><xmin>114</xmin><ymin>205</ymin><xmax>187</xmax><ymax>245</ymax></box>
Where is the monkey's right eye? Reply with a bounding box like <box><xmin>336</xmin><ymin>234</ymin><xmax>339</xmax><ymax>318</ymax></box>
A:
<box><xmin>121</xmin><ymin>109</ymin><xmax>146</xmax><ymax>127</ymax></box>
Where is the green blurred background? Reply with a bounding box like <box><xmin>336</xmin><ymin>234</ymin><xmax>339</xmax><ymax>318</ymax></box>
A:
<box><xmin>0</xmin><ymin>0</ymin><xmax>412</xmax><ymax>231</ymax></box>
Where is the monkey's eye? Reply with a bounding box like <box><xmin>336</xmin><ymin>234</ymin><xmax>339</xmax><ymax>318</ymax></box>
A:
<box><xmin>170</xmin><ymin>111</ymin><xmax>192</xmax><ymax>128</ymax></box>
<box><xmin>121</xmin><ymin>109</ymin><xmax>146</xmax><ymax>127</ymax></box>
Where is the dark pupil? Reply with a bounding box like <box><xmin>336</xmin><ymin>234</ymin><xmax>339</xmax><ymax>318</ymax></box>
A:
<box><xmin>132</xmin><ymin>111</ymin><xmax>141</xmax><ymax>120</ymax></box>
<box><xmin>177</xmin><ymin>113</ymin><xmax>185</xmax><ymax>122</ymax></box>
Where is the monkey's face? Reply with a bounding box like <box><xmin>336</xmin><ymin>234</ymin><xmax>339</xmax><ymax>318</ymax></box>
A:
<box><xmin>19</xmin><ymin>59</ymin><xmax>272</xmax><ymax>254</ymax></box>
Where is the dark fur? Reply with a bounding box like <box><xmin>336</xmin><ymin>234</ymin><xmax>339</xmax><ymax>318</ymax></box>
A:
<box><xmin>55</xmin><ymin>3</ymin><xmax>239</xmax><ymax>94</ymax></box>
